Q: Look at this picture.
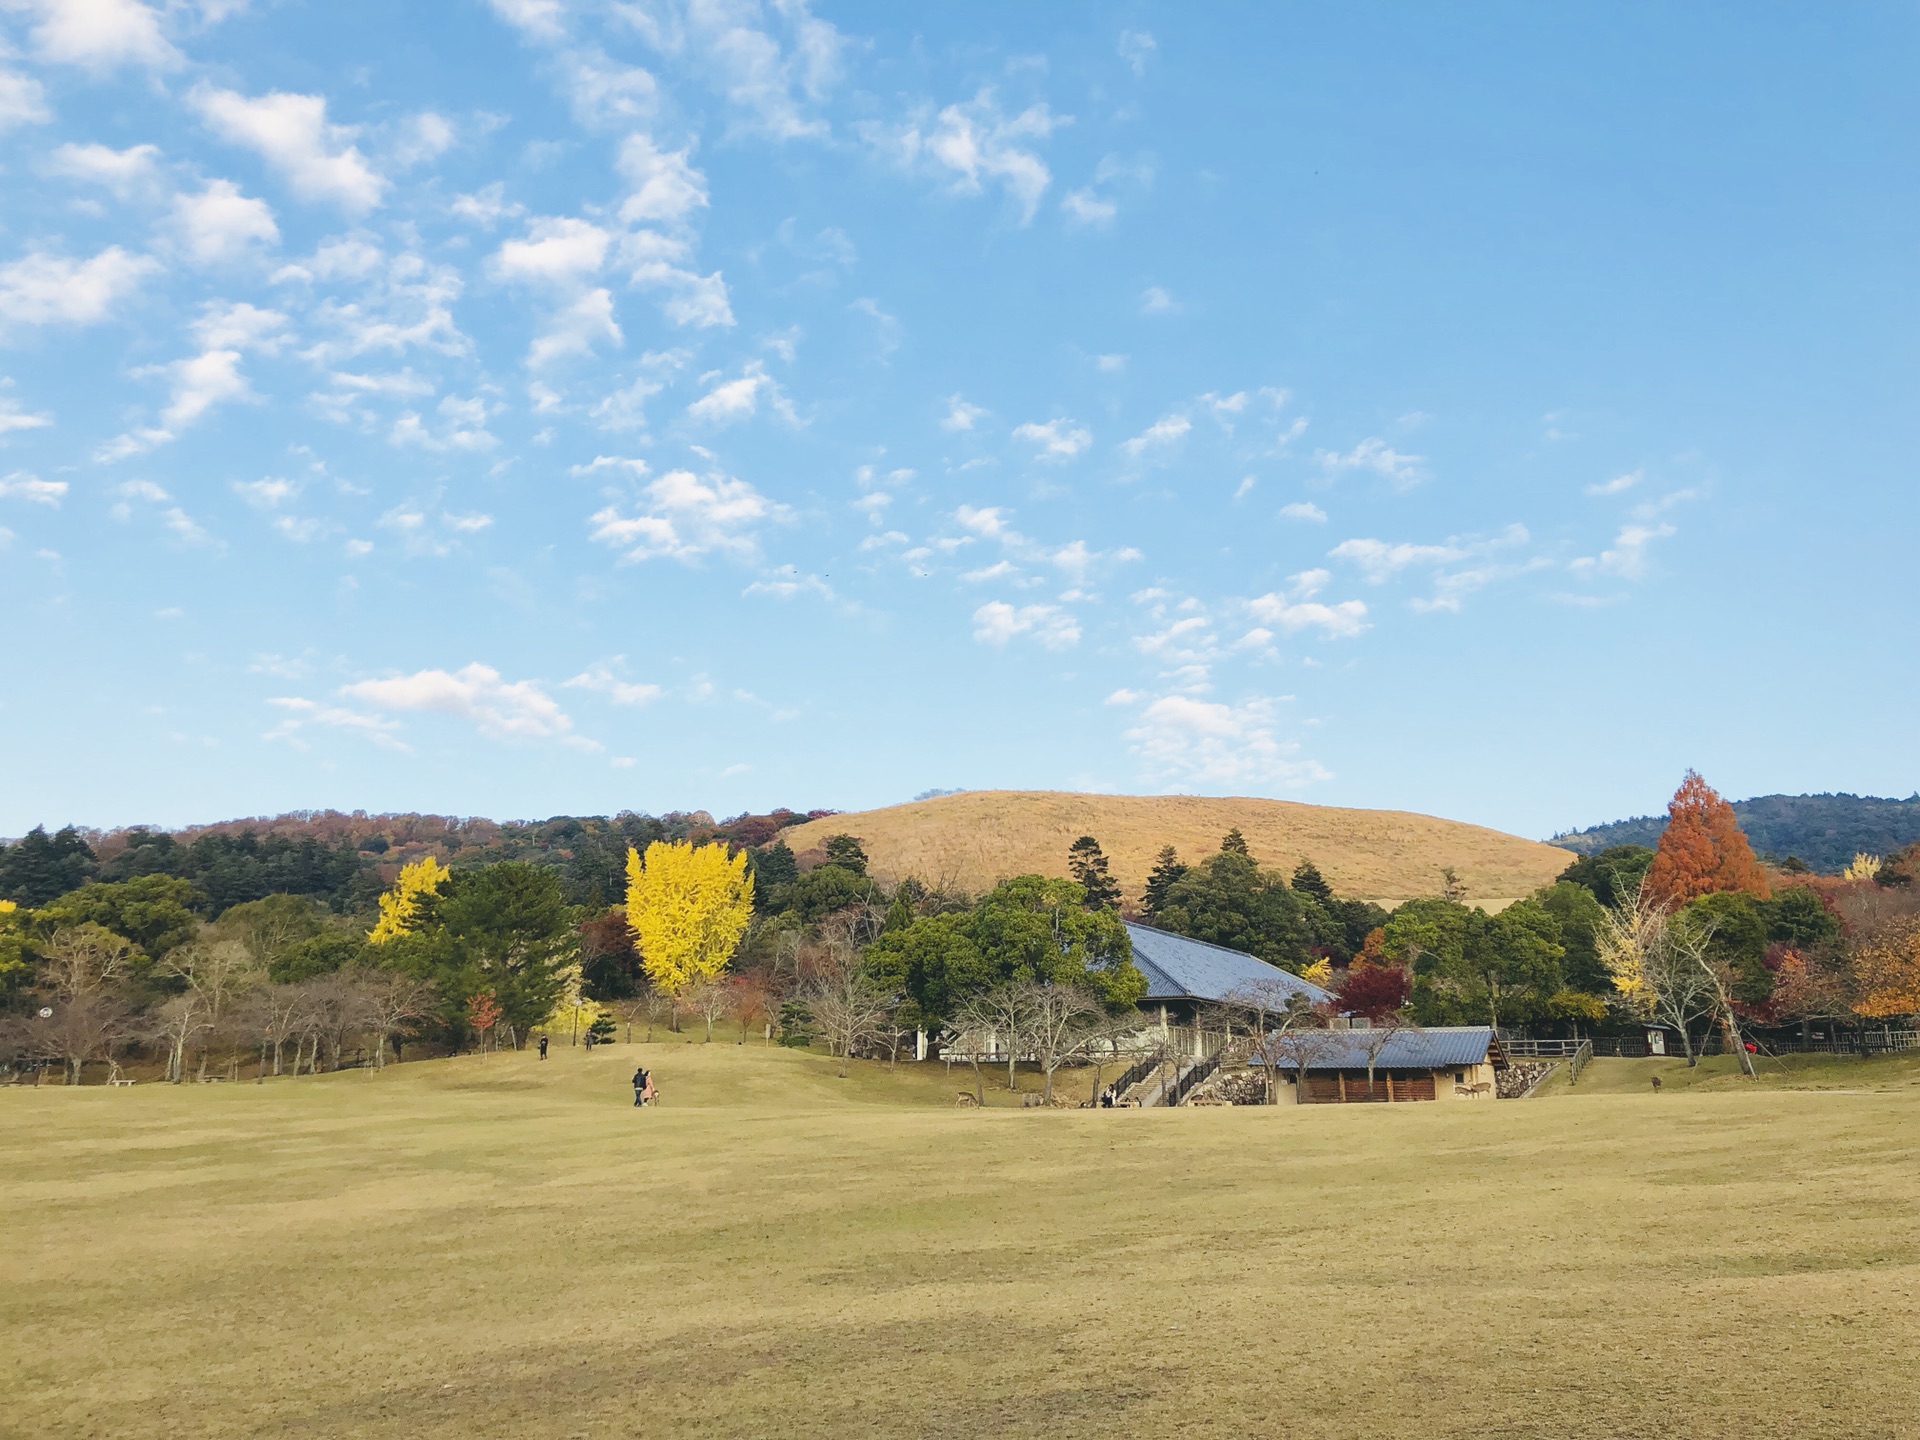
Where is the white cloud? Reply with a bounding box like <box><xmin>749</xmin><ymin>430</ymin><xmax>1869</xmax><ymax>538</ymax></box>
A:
<box><xmin>1329</xmin><ymin>536</ymin><xmax>1466</xmax><ymax>582</ymax></box>
<box><xmin>941</xmin><ymin>393</ymin><xmax>987</xmax><ymax>431</ymax></box>
<box><xmin>1013</xmin><ymin>417</ymin><xmax>1091</xmax><ymax>462</ymax></box>
<box><xmin>1245</xmin><ymin>573</ymin><xmax>1369</xmax><ymax>639</ymax></box>
<box><xmin>590</xmin><ymin>374</ymin><xmax>664</xmax><ymax>431</ymax></box>
<box><xmin>630</xmin><ymin>0</ymin><xmax>846</xmax><ymax>141</ymax></box>
<box><xmin>390</xmin><ymin>111</ymin><xmax>456</xmax><ymax>169</ymax></box>
<box><xmin>0</xmin><ymin>68</ymin><xmax>50</xmax><ymax>130</ymax></box>
<box><xmin>1096</xmin><ymin>353</ymin><xmax>1127</xmax><ymax>372</ymax></box>
<box><xmin>1120</xmin><ymin>412</ymin><xmax>1190</xmax><ymax>457</ymax></box>
<box><xmin>485</xmin><ymin>0</ymin><xmax>566</xmax><ymax>41</ymax></box>
<box><xmin>0</xmin><ymin>387</ymin><xmax>53</xmax><ymax>436</ymax></box>
<box><xmin>617</xmin><ymin>133</ymin><xmax>709</xmax><ymax>225</ymax></box>
<box><xmin>1061</xmin><ymin>188</ymin><xmax>1116</xmax><ymax>226</ymax></box>
<box><xmin>565</xmin><ymin>666</ymin><xmax>663</xmax><ymax>706</ymax></box>
<box><xmin>0</xmin><ymin>247</ymin><xmax>159</xmax><ymax>327</ymax></box>
<box><xmin>1139</xmin><ymin>285</ymin><xmax>1175</xmax><ymax>314</ymax></box>
<box><xmin>0</xmin><ymin>471</ymin><xmax>65</xmax><ymax>504</ymax></box>
<box><xmin>47</xmin><ymin>142</ymin><xmax>160</xmax><ymax>194</ymax></box>
<box><xmin>560</xmin><ymin>48</ymin><xmax>661</xmax><ymax>129</ymax></box>
<box><xmin>264</xmin><ymin>696</ymin><xmax>407</xmax><ymax>752</ymax></box>
<box><xmin>1121</xmin><ymin>693</ymin><xmax>1329</xmax><ymax>789</ymax></box>
<box><xmin>1279</xmin><ymin>501</ymin><xmax>1327</xmax><ymax>523</ymax></box>
<box><xmin>489</xmin><ymin>215</ymin><xmax>611</xmax><ymax>284</ymax></box>
<box><xmin>686</xmin><ymin>360</ymin><xmax>790</xmax><ymax>424</ymax></box>
<box><xmin>1586</xmin><ymin>469</ymin><xmax>1642</xmax><ymax>497</ymax></box>
<box><xmin>450</xmin><ymin>182</ymin><xmax>524</xmax><ymax>227</ymax></box>
<box><xmin>193</xmin><ymin>300</ymin><xmax>288</xmax><ymax>352</ymax></box>
<box><xmin>1570</xmin><ymin>522</ymin><xmax>1676</xmax><ymax>581</ymax></box>
<box><xmin>589</xmin><ymin>467</ymin><xmax>783</xmax><ymax>563</ymax></box>
<box><xmin>171</xmin><ymin>180</ymin><xmax>280</xmax><ymax>265</ymax></box>
<box><xmin>1317</xmin><ymin>437</ymin><xmax>1427</xmax><ymax>490</ymax></box>
<box><xmin>972</xmin><ymin>600</ymin><xmax>1079</xmax><ymax>650</ymax></box>
<box><xmin>233</xmin><ymin>476</ymin><xmax>296</xmax><ymax>507</ymax></box>
<box><xmin>1332</xmin><ymin>524</ymin><xmax>1536</xmax><ymax>609</ymax></box>
<box><xmin>528</xmin><ymin>287</ymin><xmax>622</xmax><ymax>367</ymax></box>
<box><xmin>6</xmin><ymin>0</ymin><xmax>180</xmax><ymax>70</ymax></box>
<box><xmin>341</xmin><ymin>663</ymin><xmax>584</xmax><ymax>744</ymax></box>
<box><xmin>1117</xmin><ymin>29</ymin><xmax>1157</xmax><ymax>76</ymax></box>
<box><xmin>743</xmin><ymin>571</ymin><xmax>834</xmax><ymax>602</ymax></box>
<box><xmin>390</xmin><ymin>394</ymin><xmax>497</xmax><ymax>452</ymax></box>
<box><xmin>193</xmin><ymin>85</ymin><xmax>386</xmax><ymax>213</ymax></box>
<box><xmin>867</xmin><ymin>88</ymin><xmax>1065</xmax><ymax>224</ymax></box>
<box><xmin>624</xmin><ymin>233</ymin><xmax>734</xmax><ymax>327</ymax></box>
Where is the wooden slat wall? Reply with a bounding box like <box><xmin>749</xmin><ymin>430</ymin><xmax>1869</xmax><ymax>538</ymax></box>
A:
<box><xmin>1302</xmin><ymin>1072</ymin><xmax>1438</xmax><ymax>1103</ymax></box>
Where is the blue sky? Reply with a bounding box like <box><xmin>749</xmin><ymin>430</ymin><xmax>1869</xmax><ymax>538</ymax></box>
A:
<box><xmin>1</xmin><ymin>0</ymin><xmax>1915</xmax><ymax>840</ymax></box>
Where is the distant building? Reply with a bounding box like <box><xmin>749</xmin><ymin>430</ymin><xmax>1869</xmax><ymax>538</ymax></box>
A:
<box><xmin>1251</xmin><ymin>1025</ymin><xmax>1505</xmax><ymax>1102</ymax></box>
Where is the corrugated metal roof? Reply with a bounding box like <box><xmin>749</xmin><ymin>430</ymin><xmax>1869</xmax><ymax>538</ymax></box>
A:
<box><xmin>1124</xmin><ymin>922</ymin><xmax>1330</xmax><ymax>1007</ymax></box>
<box><xmin>1253</xmin><ymin>1026</ymin><xmax>1496</xmax><ymax>1072</ymax></box>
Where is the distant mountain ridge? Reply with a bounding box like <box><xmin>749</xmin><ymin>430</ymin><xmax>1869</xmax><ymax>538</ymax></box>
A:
<box><xmin>1551</xmin><ymin>792</ymin><xmax>1920</xmax><ymax>873</ymax></box>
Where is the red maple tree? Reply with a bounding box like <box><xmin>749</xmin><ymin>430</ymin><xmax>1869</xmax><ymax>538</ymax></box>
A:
<box><xmin>468</xmin><ymin>990</ymin><xmax>503</xmax><ymax>1054</ymax></box>
<box><xmin>1335</xmin><ymin>956</ymin><xmax>1412</xmax><ymax>1020</ymax></box>
<box><xmin>1643</xmin><ymin>769</ymin><xmax>1771</xmax><ymax>909</ymax></box>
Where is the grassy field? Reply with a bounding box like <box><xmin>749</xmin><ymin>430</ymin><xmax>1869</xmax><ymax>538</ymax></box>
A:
<box><xmin>7</xmin><ymin>1044</ymin><xmax>1920</xmax><ymax>1440</ymax></box>
<box><xmin>779</xmin><ymin>790</ymin><xmax>1574</xmax><ymax>907</ymax></box>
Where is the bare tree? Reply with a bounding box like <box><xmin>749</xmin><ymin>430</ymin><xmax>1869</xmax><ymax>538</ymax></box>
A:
<box><xmin>1355</xmin><ymin>1010</ymin><xmax>1422</xmax><ymax>1097</ymax></box>
<box><xmin>683</xmin><ymin>976</ymin><xmax>735</xmax><ymax>1043</ymax></box>
<box><xmin>944</xmin><ymin>992</ymin><xmax>1000</xmax><ymax>1106</ymax></box>
<box><xmin>973</xmin><ymin>983</ymin><xmax>1035</xmax><ymax>1092</ymax></box>
<box><xmin>238</xmin><ymin>983</ymin><xmax>312</xmax><ymax>1078</ymax></box>
<box><xmin>153</xmin><ymin>991</ymin><xmax>216</xmax><ymax>1084</ymax></box>
<box><xmin>1595</xmin><ymin>880</ymin><xmax>1716</xmax><ymax>1066</ymax></box>
<box><xmin>1263</xmin><ymin>1022</ymin><xmax>1352</xmax><ymax>1105</ymax></box>
<box><xmin>1666</xmin><ymin>911</ymin><xmax>1758</xmax><ymax>1079</ymax></box>
<box><xmin>1228</xmin><ymin>988</ymin><xmax>1326</xmax><ymax>1103</ymax></box>
<box><xmin>299</xmin><ymin>972</ymin><xmax>378</xmax><ymax>1072</ymax></box>
<box><xmin>803</xmin><ymin>961</ymin><xmax>900</xmax><ymax>1078</ymax></box>
<box><xmin>158</xmin><ymin>940</ymin><xmax>262</xmax><ymax>1082</ymax></box>
<box><xmin>37</xmin><ymin>923</ymin><xmax>136</xmax><ymax>1003</ymax></box>
<box><xmin>359</xmin><ymin>969</ymin><xmax>439</xmax><ymax>1068</ymax></box>
<box><xmin>1017</xmin><ymin>982</ymin><xmax>1109</xmax><ymax>1103</ymax></box>
<box><xmin>30</xmin><ymin>992</ymin><xmax>141</xmax><ymax>1085</ymax></box>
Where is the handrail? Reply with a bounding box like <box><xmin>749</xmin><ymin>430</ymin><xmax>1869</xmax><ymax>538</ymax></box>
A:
<box><xmin>1568</xmin><ymin>1038</ymin><xmax>1594</xmax><ymax>1085</ymax></box>
<box><xmin>1111</xmin><ymin>1052</ymin><xmax>1160</xmax><ymax>1099</ymax></box>
<box><xmin>1166</xmin><ymin>1049</ymin><xmax>1224</xmax><ymax>1107</ymax></box>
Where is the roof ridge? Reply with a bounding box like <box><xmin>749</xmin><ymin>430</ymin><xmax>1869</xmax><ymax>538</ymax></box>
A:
<box><xmin>1124</xmin><ymin>919</ymin><xmax>1296</xmax><ymax>969</ymax></box>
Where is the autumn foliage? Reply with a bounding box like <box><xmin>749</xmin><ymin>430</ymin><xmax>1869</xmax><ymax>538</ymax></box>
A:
<box><xmin>1644</xmin><ymin>770</ymin><xmax>1771</xmax><ymax>910</ymax></box>
<box><xmin>1335</xmin><ymin>955</ymin><xmax>1412</xmax><ymax>1020</ymax></box>
<box><xmin>1852</xmin><ymin>919</ymin><xmax>1920</xmax><ymax>1020</ymax></box>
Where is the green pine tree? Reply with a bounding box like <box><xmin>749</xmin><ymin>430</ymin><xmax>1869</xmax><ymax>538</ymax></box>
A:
<box><xmin>1066</xmin><ymin>835</ymin><xmax>1123</xmax><ymax>911</ymax></box>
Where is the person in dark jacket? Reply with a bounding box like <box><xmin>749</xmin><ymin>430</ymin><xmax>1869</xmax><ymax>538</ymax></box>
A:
<box><xmin>632</xmin><ymin>1067</ymin><xmax>649</xmax><ymax>1106</ymax></box>
<box><xmin>538</xmin><ymin>1035</ymin><xmax>549</xmax><ymax>1060</ymax></box>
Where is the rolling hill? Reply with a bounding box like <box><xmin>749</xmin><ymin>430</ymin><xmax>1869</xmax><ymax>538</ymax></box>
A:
<box><xmin>778</xmin><ymin>791</ymin><xmax>1576</xmax><ymax>907</ymax></box>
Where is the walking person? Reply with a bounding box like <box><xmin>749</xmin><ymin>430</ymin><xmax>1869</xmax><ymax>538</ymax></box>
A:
<box><xmin>632</xmin><ymin>1065</ymin><xmax>649</xmax><ymax>1107</ymax></box>
<box><xmin>538</xmin><ymin>1035</ymin><xmax>549</xmax><ymax>1061</ymax></box>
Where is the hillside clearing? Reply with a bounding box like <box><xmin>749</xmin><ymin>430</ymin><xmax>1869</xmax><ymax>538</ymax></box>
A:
<box><xmin>779</xmin><ymin>791</ymin><xmax>1574</xmax><ymax>907</ymax></box>
<box><xmin>7</xmin><ymin>1044</ymin><xmax>1920</xmax><ymax>1439</ymax></box>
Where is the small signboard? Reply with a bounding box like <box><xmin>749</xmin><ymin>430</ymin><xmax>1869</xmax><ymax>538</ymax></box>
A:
<box><xmin>1646</xmin><ymin>1028</ymin><xmax>1666</xmax><ymax>1056</ymax></box>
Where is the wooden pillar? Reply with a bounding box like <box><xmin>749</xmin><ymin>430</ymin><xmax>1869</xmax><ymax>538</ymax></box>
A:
<box><xmin>1337</xmin><ymin>1072</ymin><xmax>1347</xmax><ymax>1103</ymax></box>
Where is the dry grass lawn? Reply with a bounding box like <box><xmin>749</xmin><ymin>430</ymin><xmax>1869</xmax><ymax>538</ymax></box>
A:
<box><xmin>780</xmin><ymin>790</ymin><xmax>1574</xmax><ymax>907</ymax></box>
<box><xmin>7</xmin><ymin>1043</ymin><xmax>1920</xmax><ymax>1439</ymax></box>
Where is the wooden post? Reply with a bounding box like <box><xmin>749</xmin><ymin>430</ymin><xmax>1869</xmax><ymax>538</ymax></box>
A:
<box><xmin>1337</xmin><ymin>1072</ymin><xmax>1347</xmax><ymax>1103</ymax></box>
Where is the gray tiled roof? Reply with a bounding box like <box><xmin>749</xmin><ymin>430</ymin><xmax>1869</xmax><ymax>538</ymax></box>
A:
<box><xmin>1124</xmin><ymin>922</ymin><xmax>1330</xmax><ymax>1007</ymax></box>
<box><xmin>1252</xmin><ymin>1026</ymin><xmax>1496</xmax><ymax>1072</ymax></box>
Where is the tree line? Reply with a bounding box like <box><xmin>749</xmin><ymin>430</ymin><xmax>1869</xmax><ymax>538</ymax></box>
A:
<box><xmin>4</xmin><ymin>773</ymin><xmax>1917</xmax><ymax>1087</ymax></box>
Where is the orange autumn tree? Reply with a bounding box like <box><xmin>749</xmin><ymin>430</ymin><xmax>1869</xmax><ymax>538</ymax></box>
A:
<box><xmin>1643</xmin><ymin>770</ymin><xmax>1771</xmax><ymax>910</ymax></box>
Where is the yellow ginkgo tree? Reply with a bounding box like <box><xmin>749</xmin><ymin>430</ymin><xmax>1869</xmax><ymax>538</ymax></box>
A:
<box><xmin>368</xmin><ymin>856</ymin><xmax>452</xmax><ymax>945</ymax></box>
<box><xmin>624</xmin><ymin>840</ymin><xmax>753</xmax><ymax>1000</ymax></box>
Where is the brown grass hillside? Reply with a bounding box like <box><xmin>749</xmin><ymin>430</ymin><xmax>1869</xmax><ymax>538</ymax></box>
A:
<box><xmin>780</xmin><ymin>791</ymin><xmax>1574</xmax><ymax>907</ymax></box>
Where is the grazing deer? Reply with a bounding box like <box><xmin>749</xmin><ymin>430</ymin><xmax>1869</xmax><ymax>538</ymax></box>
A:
<box><xmin>1651</xmin><ymin>1075</ymin><xmax>1663</xmax><ymax>1092</ymax></box>
<box><xmin>955</xmin><ymin>1091</ymin><xmax>980</xmax><ymax>1107</ymax></box>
